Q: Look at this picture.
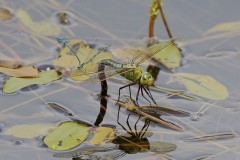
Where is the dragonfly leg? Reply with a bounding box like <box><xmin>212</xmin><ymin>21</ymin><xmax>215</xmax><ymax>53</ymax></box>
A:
<box><xmin>126</xmin><ymin>113</ymin><xmax>135</xmax><ymax>136</ymax></box>
<box><xmin>142</xmin><ymin>86</ymin><xmax>157</xmax><ymax>105</ymax></box>
<box><xmin>140</xmin><ymin>119</ymin><xmax>151</xmax><ymax>139</ymax></box>
<box><xmin>128</xmin><ymin>85</ymin><xmax>132</xmax><ymax>99</ymax></box>
<box><xmin>134</xmin><ymin>116</ymin><xmax>141</xmax><ymax>137</ymax></box>
<box><xmin>118</xmin><ymin>82</ymin><xmax>136</xmax><ymax>103</ymax></box>
<box><xmin>140</xmin><ymin>85</ymin><xmax>152</xmax><ymax>105</ymax></box>
<box><xmin>117</xmin><ymin>105</ymin><xmax>135</xmax><ymax>137</ymax></box>
<box><xmin>135</xmin><ymin>84</ymin><xmax>141</xmax><ymax>106</ymax></box>
<box><xmin>146</xmin><ymin>87</ymin><xmax>157</xmax><ymax>105</ymax></box>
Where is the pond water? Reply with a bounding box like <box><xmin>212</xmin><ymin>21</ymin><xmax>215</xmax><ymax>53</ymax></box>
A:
<box><xmin>1</xmin><ymin>0</ymin><xmax>240</xmax><ymax>160</ymax></box>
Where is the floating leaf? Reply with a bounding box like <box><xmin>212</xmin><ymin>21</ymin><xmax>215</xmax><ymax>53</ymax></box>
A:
<box><xmin>16</xmin><ymin>9</ymin><xmax>61</xmax><ymax>36</ymax></box>
<box><xmin>6</xmin><ymin>123</ymin><xmax>55</xmax><ymax>139</ymax></box>
<box><xmin>0</xmin><ymin>66</ymin><xmax>38</xmax><ymax>77</ymax></box>
<box><xmin>53</xmin><ymin>39</ymin><xmax>112</xmax><ymax>81</ymax></box>
<box><xmin>58</xmin><ymin>39</ymin><xmax>87</xmax><ymax>57</ymax></box>
<box><xmin>3</xmin><ymin>70</ymin><xmax>60</xmax><ymax>94</ymax></box>
<box><xmin>168</xmin><ymin>73</ymin><xmax>229</xmax><ymax>100</ymax></box>
<box><xmin>54</xmin><ymin>43</ymin><xmax>112</xmax><ymax>69</ymax></box>
<box><xmin>205</xmin><ymin>21</ymin><xmax>240</xmax><ymax>35</ymax></box>
<box><xmin>53</xmin><ymin>55</ymin><xmax>79</xmax><ymax>68</ymax></box>
<box><xmin>149</xmin><ymin>142</ymin><xmax>176</xmax><ymax>153</ymax></box>
<box><xmin>89</xmin><ymin>127</ymin><xmax>117</xmax><ymax>145</ymax></box>
<box><xmin>0</xmin><ymin>112</ymin><xmax>53</xmax><ymax>120</ymax></box>
<box><xmin>44</xmin><ymin>121</ymin><xmax>91</xmax><ymax>151</ymax></box>
<box><xmin>0</xmin><ymin>7</ymin><xmax>13</xmax><ymax>20</ymax></box>
<box><xmin>151</xmin><ymin>42</ymin><xmax>181</xmax><ymax>70</ymax></box>
<box><xmin>0</xmin><ymin>59</ymin><xmax>22</xmax><ymax>68</ymax></box>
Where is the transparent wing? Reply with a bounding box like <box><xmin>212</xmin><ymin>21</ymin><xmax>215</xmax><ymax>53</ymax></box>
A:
<box><xmin>70</xmin><ymin>65</ymin><xmax>135</xmax><ymax>84</ymax></box>
<box><xmin>79</xmin><ymin>44</ymin><xmax>112</xmax><ymax>69</ymax></box>
<box><xmin>134</xmin><ymin>37</ymin><xmax>179</xmax><ymax>65</ymax></box>
<box><xmin>112</xmin><ymin>37</ymin><xmax>178</xmax><ymax>66</ymax></box>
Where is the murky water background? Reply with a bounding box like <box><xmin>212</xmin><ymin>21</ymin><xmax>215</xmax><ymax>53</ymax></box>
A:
<box><xmin>1</xmin><ymin>0</ymin><xmax>240</xmax><ymax>160</ymax></box>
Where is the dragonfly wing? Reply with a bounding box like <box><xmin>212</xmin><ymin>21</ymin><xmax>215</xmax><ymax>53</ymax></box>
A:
<box><xmin>70</xmin><ymin>66</ymin><xmax>135</xmax><ymax>84</ymax></box>
<box><xmin>112</xmin><ymin>37</ymin><xmax>178</xmax><ymax>65</ymax></box>
<box><xmin>134</xmin><ymin>37</ymin><xmax>179</xmax><ymax>65</ymax></box>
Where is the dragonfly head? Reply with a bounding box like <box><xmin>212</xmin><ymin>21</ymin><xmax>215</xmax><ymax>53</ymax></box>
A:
<box><xmin>140</xmin><ymin>72</ymin><xmax>154</xmax><ymax>86</ymax></box>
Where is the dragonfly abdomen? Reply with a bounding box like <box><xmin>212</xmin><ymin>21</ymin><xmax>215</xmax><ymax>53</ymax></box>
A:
<box><xmin>100</xmin><ymin>59</ymin><xmax>124</xmax><ymax>69</ymax></box>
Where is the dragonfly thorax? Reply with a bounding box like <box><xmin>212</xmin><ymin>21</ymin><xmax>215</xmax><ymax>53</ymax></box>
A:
<box><xmin>140</xmin><ymin>72</ymin><xmax>154</xmax><ymax>86</ymax></box>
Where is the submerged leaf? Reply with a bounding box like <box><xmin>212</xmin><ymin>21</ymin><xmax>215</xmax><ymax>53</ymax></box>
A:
<box><xmin>0</xmin><ymin>7</ymin><xmax>13</xmax><ymax>20</ymax></box>
<box><xmin>168</xmin><ymin>73</ymin><xmax>229</xmax><ymax>100</ymax></box>
<box><xmin>3</xmin><ymin>70</ymin><xmax>60</xmax><ymax>94</ymax></box>
<box><xmin>44</xmin><ymin>121</ymin><xmax>90</xmax><ymax>151</ymax></box>
<box><xmin>53</xmin><ymin>145</ymin><xmax>118</xmax><ymax>158</ymax></box>
<box><xmin>151</xmin><ymin>42</ymin><xmax>181</xmax><ymax>69</ymax></box>
<box><xmin>205</xmin><ymin>21</ymin><xmax>240</xmax><ymax>35</ymax></box>
<box><xmin>6</xmin><ymin>123</ymin><xmax>55</xmax><ymax>139</ymax></box>
<box><xmin>89</xmin><ymin>127</ymin><xmax>117</xmax><ymax>145</ymax></box>
<box><xmin>149</xmin><ymin>141</ymin><xmax>176</xmax><ymax>153</ymax></box>
<box><xmin>0</xmin><ymin>66</ymin><xmax>38</xmax><ymax>77</ymax></box>
<box><xmin>17</xmin><ymin>9</ymin><xmax>61</xmax><ymax>36</ymax></box>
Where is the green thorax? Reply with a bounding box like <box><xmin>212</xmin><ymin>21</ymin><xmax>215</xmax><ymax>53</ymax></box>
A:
<box><xmin>100</xmin><ymin>59</ymin><xmax>144</xmax><ymax>82</ymax></box>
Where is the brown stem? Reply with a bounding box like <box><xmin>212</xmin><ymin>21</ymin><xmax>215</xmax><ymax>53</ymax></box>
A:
<box><xmin>149</xmin><ymin>17</ymin><xmax>155</xmax><ymax>38</ymax></box>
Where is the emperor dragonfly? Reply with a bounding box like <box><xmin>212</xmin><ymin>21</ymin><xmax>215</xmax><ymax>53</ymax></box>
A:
<box><xmin>71</xmin><ymin>37</ymin><xmax>178</xmax><ymax>105</ymax></box>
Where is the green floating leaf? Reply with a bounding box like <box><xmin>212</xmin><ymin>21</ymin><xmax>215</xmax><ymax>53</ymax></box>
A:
<box><xmin>17</xmin><ymin>9</ymin><xmax>61</xmax><ymax>36</ymax></box>
<box><xmin>149</xmin><ymin>141</ymin><xmax>176</xmax><ymax>153</ymax></box>
<box><xmin>205</xmin><ymin>21</ymin><xmax>240</xmax><ymax>35</ymax></box>
<box><xmin>53</xmin><ymin>39</ymin><xmax>112</xmax><ymax>82</ymax></box>
<box><xmin>3</xmin><ymin>70</ymin><xmax>60</xmax><ymax>94</ymax></box>
<box><xmin>0</xmin><ymin>7</ymin><xmax>13</xmax><ymax>20</ymax></box>
<box><xmin>44</xmin><ymin>121</ymin><xmax>91</xmax><ymax>151</ymax></box>
<box><xmin>151</xmin><ymin>42</ymin><xmax>181</xmax><ymax>70</ymax></box>
<box><xmin>89</xmin><ymin>127</ymin><xmax>117</xmax><ymax>145</ymax></box>
<box><xmin>6</xmin><ymin>123</ymin><xmax>55</xmax><ymax>139</ymax></box>
<box><xmin>168</xmin><ymin>73</ymin><xmax>229</xmax><ymax>100</ymax></box>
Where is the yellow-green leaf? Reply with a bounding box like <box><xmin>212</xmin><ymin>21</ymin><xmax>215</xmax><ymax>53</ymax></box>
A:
<box><xmin>3</xmin><ymin>70</ymin><xmax>60</xmax><ymax>94</ymax></box>
<box><xmin>59</xmin><ymin>39</ymin><xmax>87</xmax><ymax>57</ymax></box>
<box><xmin>0</xmin><ymin>66</ymin><xmax>38</xmax><ymax>77</ymax></box>
<box><xmin>0</xmin><ymin>7</ymin><xmax>13</xmax><ymax>20</ymax></box>
<box><xmin>89</xmin><ymin>127</ymin><xmax>117</xmax><ymax>145</ymax></box>
<box><xmin>151</xmin><ymin>42</ymin><xmax>181</xmax><ymax>70</ymax></box>
<box><xmin>53</xmin><ymin>39</ymin><xmax>112</xmax><ymax>81</ymax></box>
<box><xmin>6</xmin><ymin>123</ymin><xmax>55</xmax><ymax>139</ymax></box>
<box><xmin>205</xmin><ymin>21</ymin><xmax>240</xmax><ymax>35</ymax></box>
<box><xmin>17</xmin><ymin>9</ymin><xmax>61</xmax><ymax>36</ymax></box>
<box><xmin>44</xmin><ymin>121</ymin><xmax>90</xmax><ymax>151</ymax></box>
<box><xmin>168</xmin><ymin>73</ymin><xmax>229</xmax><ymax>100</ymax></box>
<box><xmin>54</xmin><ymin>42</ymin><xmax>112</xmax><ymax>69</ymax></box>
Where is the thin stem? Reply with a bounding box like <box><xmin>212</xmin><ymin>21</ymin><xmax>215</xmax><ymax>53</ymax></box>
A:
<box><xmin>157</xmin><ymin>0</ymin><xmax>173</xmax><ymax>38</ymax></box>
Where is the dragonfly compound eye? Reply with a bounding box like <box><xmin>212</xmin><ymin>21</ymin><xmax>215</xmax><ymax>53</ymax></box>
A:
<box><xmin>141</xmin><ymin>72</ymin><xmax>154</xmax><ymax>86</ymax></box>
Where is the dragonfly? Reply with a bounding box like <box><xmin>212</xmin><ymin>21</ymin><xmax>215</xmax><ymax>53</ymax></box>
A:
<box><xmin>72</xmin><ymin>37</ymin><xmax>178</xmax><ymax>105</ymax></box>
